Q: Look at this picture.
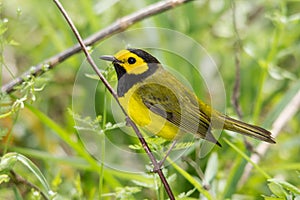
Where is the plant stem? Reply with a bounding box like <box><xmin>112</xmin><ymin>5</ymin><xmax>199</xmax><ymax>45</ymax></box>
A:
<box><xmin>99</xmin><ymin>87</ymin><xmax>107</xmax><ymax>199</ymax></box>
<box><xmin>253</xmin><ymin>13</ymin><xmax>283</xmax><ymax>122</ymax></box>
<box><xmin>3</xmin><ymin>109</ymin><xmax>19</xmax><ymax>154</ymax></box>
<box><xmin>52</xmin><ymin>0</ymin><xmax>177</xmax><ymax>199</ymax></box>
<box><xmin>223</xmin><ymin>138</ymin><xmax>271</xmax><ymax>179</ymax></box>
<box><xmin>167</xmin><ymin>157</ymin><xmax>212</xmax><ymax>200</ymax></box>
<box><xmin>231</xmin><ymin>0</ymin><xmax>243</xmax><ymax>119</ymax></box>
<box><xmin>2</xmin><ymin>0</ymin><xmax>193</xmax><ymax>94</ymax></box>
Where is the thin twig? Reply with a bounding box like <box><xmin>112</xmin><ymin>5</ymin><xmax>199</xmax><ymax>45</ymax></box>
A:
<box><xmin>231</xmin><ymin>0</ymin><xmax>243</xmax><ymax>119</ymax></box>
<box><xmin>231</xmin><ymin>0</ymin><xmax>256</xmax><ymax>151</ymax></box>
<box><xmin>1</xmin><ymin>0</ymin><xmax>193</xmax><ymax>94</ymax></box>
<box><xmin>52</xmin><ymin>0</ymin><xmax>176</xmax><ymax>199</ymax></box>
<box><xmin>238</xmin><ymin>89</ymin><xmax>300</xmax><ymax>186</ymax></box>
<box><xmin>181</xmin><ymin>156</ymin><xmax>210</xmax><ymax>190</ymax></box>
<box><xmin>10</xmin><ymin>170</ymin><xmax>48</xmax><ymax>200</ymax></box>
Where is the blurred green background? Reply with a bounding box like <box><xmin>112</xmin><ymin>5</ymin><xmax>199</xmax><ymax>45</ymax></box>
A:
<box><xmin>1</xmin><ymin>0</ymin><xmax>300</xmax><ymax>199</ymax></box>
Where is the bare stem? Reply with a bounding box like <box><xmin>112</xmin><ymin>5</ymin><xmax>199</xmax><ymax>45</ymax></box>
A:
<box><xmin>1</xmin><ymin>0</ymin><xmax>193</xmax><ymax>94</ymax></box>
<box><xmin>52</xmin><ymin>0</ymin><xmax>180</xmax><ymax>199</ymax></box>
<box><xmin>238</xmin><ymin>88</ymin><xmax>300</xmax><ymax>186</ymax></box>
<box><xmin>231</xmin><ymin>0</ymin><xmax>243</xmax><ymax>119</ymax></box>
<box><xmin>231</xmin><ymin>0</ymin><xmax>256</xmax><ymax>150</ymax></box>
<box><xmin>10</xmin><ymin>170</ymin><xmax>48</xmax><ymax>200</ymax></box>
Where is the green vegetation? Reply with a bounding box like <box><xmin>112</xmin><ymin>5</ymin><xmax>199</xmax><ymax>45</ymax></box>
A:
<box><xmin>1</xmin><ymin>0</ymin><xmax>300</xmax><ymax>199</ymax></box>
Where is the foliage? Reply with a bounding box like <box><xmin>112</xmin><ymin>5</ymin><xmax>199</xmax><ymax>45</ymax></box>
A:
<box><xmin>1</xmin><ymin>0</ymin><xmax>300</xmax><ymax>199</ymax></box>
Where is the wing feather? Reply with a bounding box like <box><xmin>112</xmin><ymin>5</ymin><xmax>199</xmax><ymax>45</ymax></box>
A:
<box><xmin>135</xmin><ymin>68</ymin><xmax>219</xmax><ymax>144</ymax></box>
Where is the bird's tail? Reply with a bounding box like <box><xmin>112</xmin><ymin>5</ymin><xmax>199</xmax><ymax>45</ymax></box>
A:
<box><xmin>221</xmin><ymin>115</ymin><xmax>276</xmax><ymax>143</ymax></box>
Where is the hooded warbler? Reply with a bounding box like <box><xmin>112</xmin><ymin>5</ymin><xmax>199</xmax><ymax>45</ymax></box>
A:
<box><xmin>100</xmin><ymin>48</ymin><xmax>275</xmax><ymax>146</ymax></box>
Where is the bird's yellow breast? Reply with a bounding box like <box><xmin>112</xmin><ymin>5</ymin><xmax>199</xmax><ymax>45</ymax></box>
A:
<box><xmin>118</xmin><ymin>84</ymin><xmax>180</xmax><ymax>140</ymax></box>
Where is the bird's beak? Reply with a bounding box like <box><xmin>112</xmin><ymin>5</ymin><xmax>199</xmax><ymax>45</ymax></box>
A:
<box><xmin>100</xmin><ymin>55</ymin><xmax>122</xmax><ymax>63</ymax></box>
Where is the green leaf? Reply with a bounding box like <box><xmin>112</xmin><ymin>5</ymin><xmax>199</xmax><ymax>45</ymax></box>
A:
<box><xmin>167</xmin><ymin>173</ymin><xmax>177</xmax><ymax>184</ymax></box>
<box><xmin>167</xmin><ymin>157</ymin><xmax>213</xmax><ymax>200</ymax></box>
<box><xmin>51</xmin><ymin>172</ymin><xmax>62</xmax><ymax>191</ymax></box>
<box><xmin>8</xmin><ymin>39</ymin><xmax>19</xmax><ymax>46</ymax></box>
<box><xmin>178</xmin><ymin>187</ymin><xmax>197</xmax><ymax>199</ymax></box>
<box><xmin>128</xmin><ymin>144</ymin><xmax>142</xmax><ymax>150</ymax></box>
<box><xmin>172</xmin><ymin>141</ymin><xmax>194</xmax><ymax>151</ymax></box>
<box><xmin>131</xmin><ymin>179</ymin><xmax>156</xmax><ymax>189</ymax></box>
<box><xmin>28</xmin><ymin>188</ymin><xmax>42</xmax><ymax>200</ymax></box>
<box><xmin>85</xmin><ymin>73</ymin><xmax>101</xmax><ymax>80</ymax></box>
<box><xmin>74</xmin><ymin>173</ymin><xmax>83</xmax><ymax>197</ymax></box>
<box><xmin>268</xmin><ymin>179</ymin><xmax>300</xmax><ymax>195</ymax></box>
<box><xmin>295</xmin><ymin>195</ymin><xmax>300</xmax><ymax>200</ymax></box>
<box><xmin>0</xmin><ymin>174</ymin><xmax>10</xmax><ymax>184</ymax></box>
<box><xmin>26</xmin><ymin>104</ymin><xmax>100</xmax><ymax>171</ymax></box>
<box><xmin>223</xmin><ymin>138</ymin><xmax>271</xmax><ymax>178</ymax></box>
<box><xmin>0</xmin><ymin>152</ymin><xmax>18</xmax><ymax>172</ymax></box>
<box><xmin>269</xmin><ymin>66</ymin><xmax>297</xmax><ymax>80</ymax></box>
<box><xmin>268</xmin><ymin>182</ymin><xmax>286</xmax><ymax>198</ymax></box>
<box><xmin>0</xmin><ymin>25</ymin><xmax>8</xmax><ymax>35</ymax></box>
<box><xmin>0</xmin><ymin>128</ymin><xmax>8</xmax><ymax>140</ymax></box>
<box><xmin>263</xmin><ymin>196</ymin><xmax>285</xmax><ymax>200</ymax></box>
<box><xmin>0</xmin><ymin>152</ymin><xmax>56</xmax><ymax>199</ymax></box>
<box><xmin>115</xmin><ymin>186</ymin><xmax>141</xmax><ymax>200</ymax></box>
<box><xmin>204</xmin><ymin>152</ymin><xmax>218</xmax><ymax>184</ymax></box>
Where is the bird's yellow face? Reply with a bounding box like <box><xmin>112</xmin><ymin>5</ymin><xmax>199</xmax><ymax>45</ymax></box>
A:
<box><xmin>113</xmin><ymin>49</ymin><xmax>149</xmax><ymax>75</ymax></box>
<box><xmin>100</xmin><ymin>48</ymin><xmax>161</xmax><ymax>96</ymax></box>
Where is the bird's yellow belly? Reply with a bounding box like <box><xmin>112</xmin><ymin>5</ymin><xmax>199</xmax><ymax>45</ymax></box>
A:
<box><xmin>118</xmin><ymin>90</ymin><xmax>179</xmax><ymax>140</ymax></box>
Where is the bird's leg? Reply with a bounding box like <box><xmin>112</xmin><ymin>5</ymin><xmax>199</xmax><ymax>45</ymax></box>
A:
<box><xmin>153</xmin><ymin>140</ymin><xmax>177</xmax><ymax>172</ymax></box>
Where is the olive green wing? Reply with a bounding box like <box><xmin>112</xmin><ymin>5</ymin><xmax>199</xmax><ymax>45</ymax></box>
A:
<box><xmin>135</xmin><ymin>76</ymin><xmax>220</xmax><ymax>145</ymax></box>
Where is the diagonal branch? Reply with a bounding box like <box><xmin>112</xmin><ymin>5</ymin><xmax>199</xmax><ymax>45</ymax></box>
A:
<box><xmin>231</xmin><ymin>0</ymin><xmax>243</xmax><ymax>119</ymax></box>
<box><xmin>238</xmin><ymin>88</ymin><xmax>300</xmax><ymax>186</ymax></box>
<box><xmin>10</xmin><ymin>170</ymin><xmax>48</xmax><ymax>200</ymax></box>
<box><xmin>1</xmin><ymin>0</ymin><xmax>193</xmax><ymax>94</ymax></box>
<box><xmin>51</xmin><ymin>0</ymin><xmax>194</xmax><ymax>199</ymax></box>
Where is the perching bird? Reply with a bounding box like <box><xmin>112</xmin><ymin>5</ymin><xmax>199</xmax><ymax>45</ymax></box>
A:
<box><xmin>100</xmin><ymin>48</ymin><xmax>275</xmax><ymax>146</ymax></box>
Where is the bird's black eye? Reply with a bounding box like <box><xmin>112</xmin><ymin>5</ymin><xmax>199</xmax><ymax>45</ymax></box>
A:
<box><xmin>128</xmin><ymin>57</ymin><xmax>136</xmax><ymax>64</ymax></box>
